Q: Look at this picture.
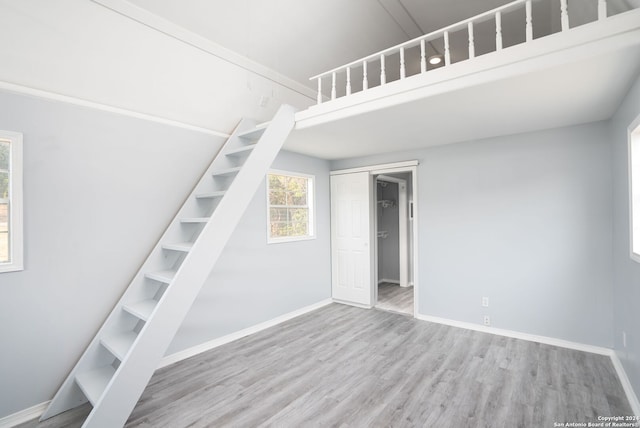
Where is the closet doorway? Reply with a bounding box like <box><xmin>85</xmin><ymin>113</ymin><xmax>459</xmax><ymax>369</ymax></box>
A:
<box><xmin>329</xmin><ymin>161</ymin><xmax>418</xmax><ymax>315</ymax></box>
<box><xmin>374</xmin><ymin>174</ymin><xmax>413</xmax><ymax>316</ymax></box>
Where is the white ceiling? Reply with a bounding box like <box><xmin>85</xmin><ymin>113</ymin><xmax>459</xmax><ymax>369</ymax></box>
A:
<box><xmin>125</xmin><ymin>0</ymin><xmax>640</xmax><ymax>160</ymax></box>
<box><xmin>127</xmin><ymin>0</ymin><xmax>634</xmax><ymax>90</ymax></box>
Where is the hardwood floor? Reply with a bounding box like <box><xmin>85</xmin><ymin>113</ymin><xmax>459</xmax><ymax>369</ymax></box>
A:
<box><xmin>376</xmin><ymin>282</ymin><xmax>413</xmax><ymax>315</ymax></box>
<box><xmin>20</xmin><ymin>304</ymin><xmax>632</xmax><ymax>428</ymax></box>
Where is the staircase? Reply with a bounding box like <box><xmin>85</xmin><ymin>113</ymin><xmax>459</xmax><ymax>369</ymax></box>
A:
<box><xmin>39</xmin><ymin>104</ymin><xmax>297</xmax><ymax>428</ymax></box>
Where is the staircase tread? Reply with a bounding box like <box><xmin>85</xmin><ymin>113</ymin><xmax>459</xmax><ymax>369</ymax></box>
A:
<box><xmin>123</xmin><ymin>299</ymin><xmax>157</xmax><ymax>321</ymax></box>
<box><xmin>101</xmin><ymin>331</ymin><xmax>137</xmax><ymax>361</ymax></box>
<box><xmin>76</xmin><ymin>365</ymin><xmax>116</xmax><ymax>406</ymax></box>
<box><xmin>225</xmin><ymin>145</ymin><xmax>256</xmax><ymax>156</ymax></box>
<box><xmin>237</xmin><ymin>125</ymin><xmax>267</xmax><ymax>140</ymax></box>
<box><xmin>181</xmin><ymin>217</ymin><xmax>210</xmax><ymax>223</ymax></box>
<box><xmin>145</xmin><ymin>269</ymin><xmax>177</xmax><ymax>283</ymax></box>
<box><xmin>162</xmin><ymin>242</ymin><xmax>194</xmax><ymax>252</ymax></box>
<box><xmin>212</xmin><ymin>166</ymin><xmax>242</xmax><ymax>176</ymax></box>
<box><xmin>196</xmin><ymin>190</ymin><xmax>226</xmax><ymax>199</ymax></box>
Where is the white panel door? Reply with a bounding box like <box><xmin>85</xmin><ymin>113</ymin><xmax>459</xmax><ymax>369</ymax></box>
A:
<box><xmin>331</xmin><ymin>172</ymin><xmax>372</xmax><ymax>306</ymax></box>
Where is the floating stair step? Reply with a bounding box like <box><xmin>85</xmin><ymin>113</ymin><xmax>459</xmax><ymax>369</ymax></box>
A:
<box><xmin>225</xmin><ymin>145</ymin><xmax>256</xmax><ymax>156</ymax></box>
<box><xmin>237</xmin><ymin>124</ymin><xmax>267</xmax><ymax>140</ymax></box>
<box><xmin>145</xmin><ymin>269</ymin><xmax>177</xmax><ymax>283</ymax></box>
<box><xmin>212</xmin><ymin>167</ymin><xmax>241</xmax><ymax>177</ymax></box>
<box><xmin>123</xmin><ymin>300</ymin><xmax>157</xmax><ymax>321</ymax></box>
<box><xmin>75</xmin><ymin>365</ymin><xmax>116</xmax><ymax>406</ymax></box>
<box><xmin>162</xmin><ymin>242</ymin><xmax>194</xmax><ymax>252</ymax></box>
<box><xmin>101</xmin><ymin>331</ymin><xmax>137</xmax><ymax>361</ymax></box>
<box><xmin>195</xmin><ymin>190</ymin><xmax>226</xmax><ymax>199</ymax></box>
<box><xmin>181</xmin><ymin>217</ymin><xmax>210</xmax><ymax>224</ymax></box>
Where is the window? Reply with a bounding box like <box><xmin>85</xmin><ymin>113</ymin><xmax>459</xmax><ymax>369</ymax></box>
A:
<box><xmin>267</xmin><ymin>171</ymin><xmax>315</xmax><ymax>243</ymax></box>
<box><xmin>630</xmin><ymin>121</ymin><xmax>640</xmax><ymax>262</ymax></box>
<box><xmin>0</xmin><ymin>130</ymin><xmax>23</xmax><ymax>273</ymax></box>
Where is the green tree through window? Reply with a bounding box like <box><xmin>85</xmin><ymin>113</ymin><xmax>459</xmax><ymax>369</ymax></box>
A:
<box><xmin>267</xmin><ymin>172</ymin><xmax>314</xmax><ymax>242</ymax></box>
<box><xmin>0</xmin><ymin>141</ymin><xmax>10</xmax><ymax>263</ymax></box>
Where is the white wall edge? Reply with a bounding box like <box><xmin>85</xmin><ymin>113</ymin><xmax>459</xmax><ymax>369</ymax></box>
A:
<box><xmin>415</xmin><ymin>313</ymin><xmax>613</xmax><ymax>356</ymax></box>
<box><xmin>0</xmin><ymin>400</ymin><xmax>50</xmax><ymax>428</ymax></box>
<box><xmin>90</xmin><ymin>0</ymin><xmax>317</xmax><ymax>101</ymax></box>
<box><xmin>158</xmin><ymin>298</ymin><xmax>333</xmax><ymax>369</ymax></box>
<box><xmin>611</xmin><ymin>352</ymin><xmax>640</xmax><ymax>417</ymax></box>
<box><xmin>0</xmin><ymin>80</ymin><xmax>230</xmax><ymax>139</ymax></box>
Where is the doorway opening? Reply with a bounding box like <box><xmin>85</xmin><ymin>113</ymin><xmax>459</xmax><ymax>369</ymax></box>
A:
<box><xmin>374</xmin><ymin>173</ymin><xmax>414</xmax><ymax>316</ymax></box>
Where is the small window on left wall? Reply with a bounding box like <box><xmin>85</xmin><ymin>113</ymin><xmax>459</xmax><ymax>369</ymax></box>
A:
<box><xmin>0</xmin><ymin>130</ymin><xmax>23</xmax><ymax>273</ymax></box>
<box><xmin>267</xmin><ymin>171</ymin><xmax>315</xmax><ymax>243</ymax></box>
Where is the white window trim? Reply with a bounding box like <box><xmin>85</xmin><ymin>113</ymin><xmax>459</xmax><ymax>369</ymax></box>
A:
<box><xmin>629</xmin><ymin>115</ymin><xmax>640</xmax><ymax>263</ymax></box>
<box><xmin>266</xmin><ymin>169</ymin><xmax>316</xmax><ymax>244</ymax></box>
<box><xmin>0</xmin><ymin>130</ymin><xmax>23</xmax><ymax>273</ymax></box>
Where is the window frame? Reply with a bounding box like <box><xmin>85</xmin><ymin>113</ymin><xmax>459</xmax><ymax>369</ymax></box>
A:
<box><xmin>266</xmin><ymin>169</ymin><xmax>316</xmax><ymax>244</ymax></box>
<box><xmin>0</xmin><ymin>130</ymin><xmax>23</xmax><ymax>273</ymax></box>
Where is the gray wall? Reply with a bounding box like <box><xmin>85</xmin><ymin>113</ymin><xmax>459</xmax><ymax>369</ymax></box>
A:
<box><xmin>168</xmin><ymin>150</ymin><xmax>331</xmax><ymax>354</ymax></box>
<box><xmin>333</xmin><ymin>121</ymin><xmax>614</xmax><ymax>347</ymax></box>
<box><xmin>0</xmin><ymin>90</ymin><xmax>331</xmax><ymax>418</ymax></box>
<box><xmin>611</xmin><ymin>74</ymin><xmax>640</xmax><ymax>405</ymax></box>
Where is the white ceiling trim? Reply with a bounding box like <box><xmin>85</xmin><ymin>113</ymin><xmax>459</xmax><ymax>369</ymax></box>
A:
<box><xmin>377</xmin><ymin>0</ymin><xmax>423</xmax><ymax>38</ymax></box>
<box><xmin>90</xmin><ymin>0</ymin><xmax>318</xmax><ymax>101</ymax></box>
<box><xmin>0</xmin><ymin>80</ymin><xmax>230</xmax><ymax>138</ymax></box>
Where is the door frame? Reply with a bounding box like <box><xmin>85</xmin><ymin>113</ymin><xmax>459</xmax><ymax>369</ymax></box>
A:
<box><xmin>375</xmin><ymin>175</ymin><xmax>409</xmax><ymax>290</ymax></box>
<box><xmin>330</xmin><ymin>161</ymin><xmax>419</xmax><ymax>317</ymax></box>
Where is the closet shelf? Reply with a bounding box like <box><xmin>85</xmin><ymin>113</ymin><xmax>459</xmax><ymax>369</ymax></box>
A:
<box><xmin>378</xmin><ymin>200</ymin><xmax>396</xmax><ymax>208</ymax></box>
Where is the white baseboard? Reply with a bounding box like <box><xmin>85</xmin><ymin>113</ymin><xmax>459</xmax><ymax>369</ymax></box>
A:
<box><xmin>415</xmin><ymin>313</ymin><xmax>612</xmax><ymax>356</ymax></box>
<box><xmin>0</xmin><ymin>400</ymin><xmax>50</xmax><ymax>428</ymax></box>
<box><xmin>611</xmin><ymin>352</ymin><xmax>640</xmax><ymax>417</ymax></box>
<box><xmin>0</xmin><ymin>299</ymin><xmax>332</xmax><ymax>426</ymax></box>
<box><xmin>159</xmin><ymin>298</ymin><xmax>332</xmax><ymax>368</ymax></box>
<box><xmin>415</xmin><ymin>313</ymin><xmax>640</xmax><ymax>416</ymax></box>
<box><xmin>332</xmin><ymin>299</ymin><xmax>372</xmax><ymax>310</ymax></box>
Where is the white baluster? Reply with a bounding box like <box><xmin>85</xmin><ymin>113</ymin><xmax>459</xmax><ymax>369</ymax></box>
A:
<box><xmin>363</xmin><ymin>61</ymin><xmax>369</xmax><ymax>90</ymax></box>
<box><xmin>316</xmin><ymin>78</ymin><xmax>322</xmax><ymax>105</ymax></box>
<box><xmin>400</xmin><ymin>47</ymin><xmax>406</xmax><ymax>79</ymax></box>
<box><xmin>496</xmin><ymin>12</ymin><xmax>503</xmax><ymax>51</ymax></box>
<box><xmin>560</xmin><ymin>0</ymin><xmax>569</xmax><ymax>31</ymax></box>
<box><xmin>380</xmin><ymin>54</ymin><xmax>386</xmax><ymax>85</ymax></box>
<box><xmin>468</xmin><ymin>22</ymin><xmax>475</xmax><ymax>59</ymax></box>
<box><xmin>331</xmin><ymin>72</ymin><xmax>337</xmax><ymax>100</ymax></box>
<box><xmin>420</xmin><ymin>40</ymin><xmax>426</xmax><ymax>73</ymax></box>
<box><xmin>598</xmin><ymin>0</ymin><xmax>607</xmax><ymax>20</ymax></box>
<box><xmin>444</xmin><ymin>31</ymin><xmax>451</xmax><ymax>66</ymax></box>
<box><xmin>526</xmin><ymin>0</ymin><xmax>533</xmax><ymax>42</ymax></box>
<box><xmin>346</xmin><ymin>67</ymin><xmax>352</xmax><ymax>96</ymax></box>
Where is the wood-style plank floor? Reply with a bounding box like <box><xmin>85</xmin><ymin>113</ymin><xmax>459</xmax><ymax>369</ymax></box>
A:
<box><xmin>376</xmin><ymin>282</ymin><xmax>413</xmax><ymax>315</ymax></box>
<box><xmin>20</xmin><ymin>304</ymin><xmax>632</xmax><ymax>428</ymax></box>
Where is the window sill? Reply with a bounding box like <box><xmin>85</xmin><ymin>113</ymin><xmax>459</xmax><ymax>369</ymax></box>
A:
<box><xmin>268</xmin><ymin>235</ymin><xmax>316</xmax><ymax>245</ymax></box>
<box><xmin>0</xmin><ymin>263</ymin><xmax>24</xmax><ymax>273</ymax></box>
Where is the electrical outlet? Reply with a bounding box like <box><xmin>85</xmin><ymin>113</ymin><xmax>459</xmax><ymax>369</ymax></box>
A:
<box><xmin>623</xmin><ymin>331</ymin><xmax>627</xmax><ymax>348</ymax></box>
<box><xmin>483</xmin><ymin>315</ymin><xmax>491</xmax><ymax>326</ymax></box>
<box><xmin>482</xmin><ymin>297</ymin><xmax>489</xmax><ymax>307</ymax></box>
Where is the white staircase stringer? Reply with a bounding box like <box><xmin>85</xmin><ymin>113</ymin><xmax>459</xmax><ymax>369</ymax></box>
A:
<box><xmin>39</xmin><ymin>114</ymin><xmax>259</xmax><ymax>423</ymax></box>
<box><xmin>40</xmin><ymin>104</ymin><xmax>296</xmax><ymax>428</ymax></box>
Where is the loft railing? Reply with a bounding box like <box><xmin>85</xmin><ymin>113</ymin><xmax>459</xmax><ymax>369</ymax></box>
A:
<box><xmin>309</xmin><ymin>0</ymin><xmax>611</xmax><ymax>105</ymax></box>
